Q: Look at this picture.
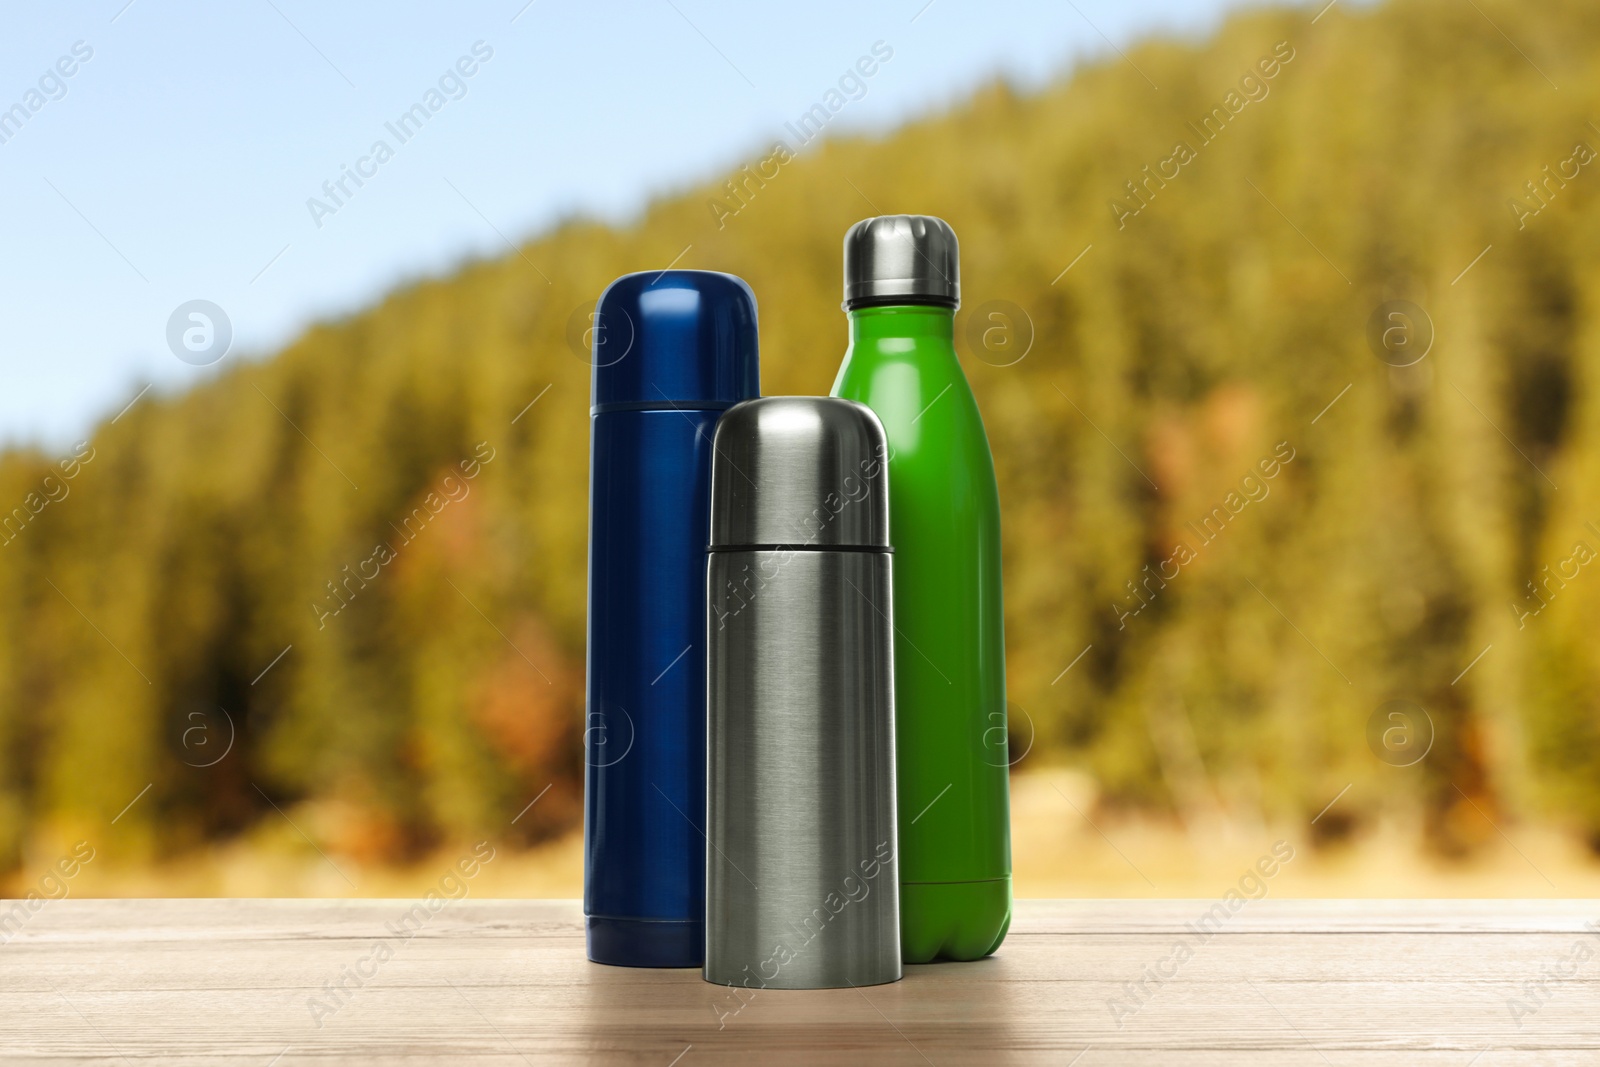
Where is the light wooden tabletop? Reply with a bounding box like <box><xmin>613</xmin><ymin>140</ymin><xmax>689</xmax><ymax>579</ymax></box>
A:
<box><xmin>1</xmin><ymin>898</ymin><xmax>1594</xmax><ymax>1064</ymax></box>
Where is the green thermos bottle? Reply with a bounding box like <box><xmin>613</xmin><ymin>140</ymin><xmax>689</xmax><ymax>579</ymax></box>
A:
<box><xmin>830</xmin><ymin>215</ymin><xmax>1011</xmax><ymax>962</ymax></box>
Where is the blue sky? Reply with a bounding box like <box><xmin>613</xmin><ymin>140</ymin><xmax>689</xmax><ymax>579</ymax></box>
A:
<box><xmin>0</xmin><ymin>0</ymin><xmax>1254</xmax><ymax>447</ymax></box>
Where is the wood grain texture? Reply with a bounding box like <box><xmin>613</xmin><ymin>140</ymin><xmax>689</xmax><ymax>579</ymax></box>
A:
<box><xmin>2</xmin><ymin>898</ymin><xmax>1597</xmax><ymax>1065</ymax></box>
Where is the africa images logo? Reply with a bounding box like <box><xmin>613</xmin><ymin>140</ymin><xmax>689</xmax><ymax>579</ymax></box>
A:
<box><xmin>305</xmin><ymin>42</ymin><xmax>495</xmax><ymax>229</ymax></box>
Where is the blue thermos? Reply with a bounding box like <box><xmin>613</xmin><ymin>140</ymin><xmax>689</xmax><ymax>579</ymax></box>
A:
<box><xmin>585</xmin><ymin>270</ymin><xmax>761</xmax><ymax>967</ymax></box>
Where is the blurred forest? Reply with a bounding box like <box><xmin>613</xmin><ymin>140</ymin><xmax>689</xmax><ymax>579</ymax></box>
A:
<box><xmin>4</xmin><ymin>0</ymin><xmax>1600</xmax><ymax>885</ymax></box>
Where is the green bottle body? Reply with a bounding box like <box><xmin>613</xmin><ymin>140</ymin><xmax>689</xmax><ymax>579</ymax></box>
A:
<box><xmin>831</xmin><ymin>304</ymin><xmax>1012</xmax><ymax>962</ymax></box>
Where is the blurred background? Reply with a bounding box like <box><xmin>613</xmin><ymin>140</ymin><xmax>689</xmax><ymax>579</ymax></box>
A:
<box><xmin>4</xmin><ymin>0</ymin><xmax>1599</xmax><ymax>900</ymax></box>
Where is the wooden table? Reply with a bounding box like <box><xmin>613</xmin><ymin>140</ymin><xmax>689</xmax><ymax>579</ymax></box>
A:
<box><xmin>2</xmin><ymin>898</ymin><xmax>1595</xmax><ymax>1064</ymax></box>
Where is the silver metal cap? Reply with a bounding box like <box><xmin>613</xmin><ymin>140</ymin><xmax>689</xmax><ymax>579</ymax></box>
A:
<box><xmin>709</xmin><ymin>397</ymin><xmax>890</xmax><ymax>549</ymax></box>
<box><xmin>842</xmin><ymin>215</ymin><xmax>960</xmax><ymax>309</ymax></box>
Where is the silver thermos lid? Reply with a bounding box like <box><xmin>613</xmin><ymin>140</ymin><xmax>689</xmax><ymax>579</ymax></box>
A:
<box><xmin>704</xmin><ymin>397</ymin><xmax>902</xmax><ymax>991</ymax></box>
<box><xmin>841</xmin><ymin>214</ymin><xmax>960</xmax><ymax>310</ymax></box>
<box><xmin>708</xmin><ymin>397</ymin><xmax>891</xmax><ymax>550</ymax></box>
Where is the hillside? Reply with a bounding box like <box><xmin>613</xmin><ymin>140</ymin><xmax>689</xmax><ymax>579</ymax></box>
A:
<box><xmin>4</xmin><ymin>0</ymin><xmax>1600</xmax><ymax>876</ymax></box>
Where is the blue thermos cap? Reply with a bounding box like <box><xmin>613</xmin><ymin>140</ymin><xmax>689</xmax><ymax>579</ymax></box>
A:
<box><xmin>590</xmin><ymin>270</ymin><xmax>760</xmax><ymax>409</ymax></box>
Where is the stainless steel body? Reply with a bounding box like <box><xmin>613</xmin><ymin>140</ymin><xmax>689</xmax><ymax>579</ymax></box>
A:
<box><xmin>705</xmin><ymin>550</ymin><xmax>899</xmax><ymax>989</ymax></box>
<box><xmin>704</xmin><ymin>397</ymin><xmax>901</xmax><ymax>990</ymax></box>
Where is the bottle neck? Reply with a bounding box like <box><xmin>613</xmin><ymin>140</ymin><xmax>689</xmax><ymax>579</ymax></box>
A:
<box><xmin>847</xmin><ymin>303</ymin><xmax>956</xmax><ymax>344</ymax></box>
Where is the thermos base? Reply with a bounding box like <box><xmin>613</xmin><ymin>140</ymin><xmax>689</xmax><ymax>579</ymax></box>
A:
<box><xmin>899</xmin><ymin>878</ymin><xmax>1012</xmax><ymax>963</ymax></box>
<box><xmin>586</xmin><ymin>917</ymin><xmax>704</xmax><ymax>968</ymax></box>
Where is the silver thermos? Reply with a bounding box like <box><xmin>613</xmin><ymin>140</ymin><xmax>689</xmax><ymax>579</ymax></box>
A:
<box><xmin>704</xmin><ymin>396</ymin><xmax>901</xmax><ymax>990</ymax></box>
